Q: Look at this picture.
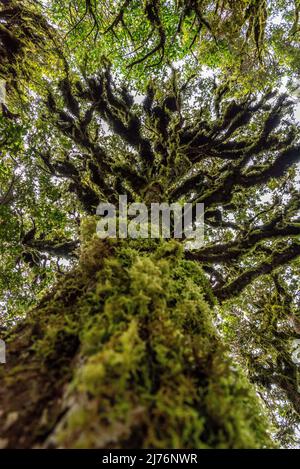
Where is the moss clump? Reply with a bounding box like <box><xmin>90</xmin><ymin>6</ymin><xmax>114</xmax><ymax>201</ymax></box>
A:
<box><xmin>32</xmin><ymin>238</ymin><xmax>272</xmax><ymax>449</ymax></box>
<box><xmin>0</xmin><ymin>238</ymin><xmax>273</xmax><ymax>448</ymax></box>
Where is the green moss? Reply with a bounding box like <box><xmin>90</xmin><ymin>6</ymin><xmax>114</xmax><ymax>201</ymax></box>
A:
<box><xmin>80</xmin><ymin>216</ymin><xmax>98</xmax><ymax>244</ymax></box>
<box><xmin>4</xmin><ymin>236</ymin><xmax>272</xmax><ymax>448</ymax></box>
<box><xmin>19</xmin><ymin>238</ymin><xmax>273</xmax><ymax>448</ymax></box>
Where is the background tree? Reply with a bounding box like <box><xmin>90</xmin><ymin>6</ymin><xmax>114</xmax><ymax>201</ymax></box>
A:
<box><xmin>48</xmin><ymin>0</ymin><xmax>300</xmax><ymax>91</ymax></box>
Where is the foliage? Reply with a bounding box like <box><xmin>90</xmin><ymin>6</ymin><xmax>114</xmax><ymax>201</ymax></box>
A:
<box><xmin>47</xmin><ymin>0</ymin><xmax>300</xmax><ymax>90</ymax></box>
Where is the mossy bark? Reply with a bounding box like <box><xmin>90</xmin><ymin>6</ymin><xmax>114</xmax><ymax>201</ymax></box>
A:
<box><xmin>0</xmin><ymin>236</ymin><xmax>273</xmax><ymax>449</ymax></box>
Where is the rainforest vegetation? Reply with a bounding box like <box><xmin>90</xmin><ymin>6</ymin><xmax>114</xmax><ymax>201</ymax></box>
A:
<box><xmin>0</xmin><ymin>0</ymin><xmax>300</xmax><ymax>449</ymax></box>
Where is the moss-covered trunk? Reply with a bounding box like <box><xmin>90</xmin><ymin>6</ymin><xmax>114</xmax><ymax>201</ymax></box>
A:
<box><xmin>0</xmin><ymin>236</ymin><xmax>273</xmax><ymax>449</ymax></box>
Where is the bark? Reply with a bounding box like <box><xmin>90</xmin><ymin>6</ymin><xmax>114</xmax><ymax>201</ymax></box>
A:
<box><xmin>0</xmin><ymin>233</ymin><xmax>273</xmax><ymax>449</ymax></box>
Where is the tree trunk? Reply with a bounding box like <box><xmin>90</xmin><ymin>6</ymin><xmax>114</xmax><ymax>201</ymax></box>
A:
<box><xmin>0</xmin><ymin>231</ymin><xmax>273</xmax><ymax>449</ymax></box>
